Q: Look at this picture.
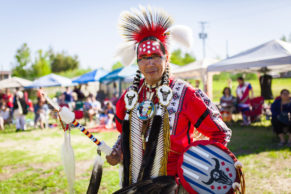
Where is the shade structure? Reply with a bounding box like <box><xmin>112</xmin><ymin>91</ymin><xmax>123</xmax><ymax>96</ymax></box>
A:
<box><xmin>172</xmin><ymin>58</ymin><xmax>218</xmax><ymax>79</ymax></box>
<box><xmin>207</xmin><ymin>39</ymin><xmax>291</xmax><ymax>73</ymax></box>
<box><xmin>72</xmin><ymin>68</ymin><xmax>108</xmax><ymax>84</ymax></box>
<box><xmin>99</xmin><ymin>68</ymin><xmax>124</xmax><ymax>83</ymax></box>
<box><xmin>25</xmin><ymin>73</ymin><xmax>73</xmax><ymax>88</ymax></box>
<box><xmin>0</xmin><ymin>77</ymin><xmax>32</xmax><ymax>89</ymax></box>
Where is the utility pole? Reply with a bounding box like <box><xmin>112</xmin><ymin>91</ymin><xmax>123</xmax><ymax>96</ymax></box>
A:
<box><xmin>199</xmin><ymin>21</ymin><xmax>208</xmax><ymax>59</ymax></box>
<box><xmin>226</xmin><ymin>40</ymin><xmax>229</xmax><ymax>58</ymax></box>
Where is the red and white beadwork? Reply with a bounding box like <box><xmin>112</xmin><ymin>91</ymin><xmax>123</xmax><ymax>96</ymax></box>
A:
<box><xmin>137</xmin><ymin>40</ymin><xmax>164</xmax><ymax>59</ymax></box>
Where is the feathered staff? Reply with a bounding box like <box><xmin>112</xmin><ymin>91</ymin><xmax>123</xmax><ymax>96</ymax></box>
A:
<box><xmin>43</xmin><ymin>93</ymin><xmax>112</xmax><ymax>194</ymax></box>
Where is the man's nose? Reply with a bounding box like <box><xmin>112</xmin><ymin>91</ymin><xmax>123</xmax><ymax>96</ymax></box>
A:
<box><xmin>146</xmin><ymin>58</ymin><xmax>154</xmax><ymax>65</ymax></box>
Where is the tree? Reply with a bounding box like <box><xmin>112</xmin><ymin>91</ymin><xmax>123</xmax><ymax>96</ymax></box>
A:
<box><xmin>170</xmin><ymin>49</ymin><xmax>196</xmax><ymax>66</ymax></box>
<box><xmin>281</xmin><ymin>35</ymin><xmax>287</xmax><ymax>42</ymax></box>
<box><xmin>31</xmin><ymin>49</ymin><xmax>51</xmax><ymax>78</ymax></box>
<box><xmin>50</xmin><ymin>52</ymin><xmax>79</xmax><ymax>72</ymax></box>
<box><xmin>280</xmin><ymin>34</ymin><xmax>291</xmax><ymax>42</ymax></box>
<box><xmin>112</xmin><ymin>61</ymin><xmax>124</xmax><ymax>70</ymax></box>
<box><xmin>12</xmin><ymin>43</ymin><xmax>31</xmax><ymax>78</ymax></box>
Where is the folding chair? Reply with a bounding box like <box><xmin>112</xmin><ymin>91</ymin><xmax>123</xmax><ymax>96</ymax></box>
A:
<box><xmin>250</xmin><ymin>96</ymin><xmax>264</xmax><ymax>123</ymax></box>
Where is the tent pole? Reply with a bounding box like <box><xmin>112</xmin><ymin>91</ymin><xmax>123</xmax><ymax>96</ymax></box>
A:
<box><xmin>119</xmin><ymin>79</ymin><xmax>122</xmax><ymax>97</ymax></box>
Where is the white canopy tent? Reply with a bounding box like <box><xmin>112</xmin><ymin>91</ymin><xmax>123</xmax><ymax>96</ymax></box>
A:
<box><xmin>173</xmin><ymin>58</ymin><xmax>218</xmax><ymax>79</ymax></box>
<box><xmin>172</xmin><ymin>58</ymin><xmax>218</xmax><ymax>96</ymax></box>
<box><xmin>0</xmin><ymin>77</ymin><xmax>32</xmax><ymax>89</ymax></box>
<box><xmin>207</xmin><ymin>39</ymin><xmax>291</xmax><ymax>73</ymax></box>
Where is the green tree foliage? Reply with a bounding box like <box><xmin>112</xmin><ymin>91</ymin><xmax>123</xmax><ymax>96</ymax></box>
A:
<box><xmin>112</xmin><ymin>61</ymin><xmax>124</xmax><ymax>70</ymax></box>
<box><xmin>12</xmin><ymin>43</ymin><xmax>31</xmax><ymax>78</ymax></box>
<box><xmin>51</xmin><ymin>52</ymin><xmax>79</xmax><ymax>72</ymax></box>
<box><xmin>280</xmin><ymin>33</ymin><xmax>291</xmax><ymax>42</ymax></box>
<box><xmin>31</xmin><ymin>49</ymin><xmax>51</xmax><ymax>78</ymax></box>
<box><xmin>281</xmin><ymin>35</ymin><xmax>287</xmax><ymax>42</ymax></box>
<box><xmin>58</xmin><ymin>68</ymin><xmax>92</xmax><ymax>78</ymax></box>
<box><xmin>170</xmin><ymin>49</ymin><xmax>196</xmax><ymax>66</ymax></box>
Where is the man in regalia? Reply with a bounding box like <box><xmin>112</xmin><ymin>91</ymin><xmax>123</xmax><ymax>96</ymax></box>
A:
<box><xmin>106</xmin><ymin>6</ymin><xmax>232</xmax><ymax>193</ymax></box>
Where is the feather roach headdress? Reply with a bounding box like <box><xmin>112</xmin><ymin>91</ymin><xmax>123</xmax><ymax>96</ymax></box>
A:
<box><xmin>116</xmin><ymin>6</ymin><xmax>193</xmax><ymax>66</ymax></box>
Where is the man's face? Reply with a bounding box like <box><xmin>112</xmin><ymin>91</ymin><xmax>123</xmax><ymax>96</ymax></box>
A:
<box><xmin>138</xmin><ymin>53</ymin><xmax>166</xmax><ymax>85</ymax></box>
<box><xmin>237</xmin><ymin>79</ymin><xmax>243</xmax><ymax>85</ymax></box>
<box><xmin>281</xmin><ymin>91</ymin><xmax>290</xmax><ymax>101</ymax></box>
<box><xmin>137</xmin><ymin>40</ymin><xmax>167</xmax><ymax>85</ymax></box>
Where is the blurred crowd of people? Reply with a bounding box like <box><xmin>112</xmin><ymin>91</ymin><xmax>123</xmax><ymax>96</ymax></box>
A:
<box><xmin>0</xmin><ymin>88</ymin><xmax>33</xmax><ymax>131</ymax></box>
<box><xmin>0</xmin><ymin>85</ymin><xmax>118</xmax><ymax>131</ymax></box>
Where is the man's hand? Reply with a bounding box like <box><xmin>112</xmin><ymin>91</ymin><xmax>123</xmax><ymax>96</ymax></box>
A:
<box><xmin>106</xmin><ymin>135</ymin><xmax>122</xmax><ymax>166</ymax></box>
<box><xmin>106</xmin><ymin>148</ymin><xmax>122</xmax><ymax>166</ymax></box>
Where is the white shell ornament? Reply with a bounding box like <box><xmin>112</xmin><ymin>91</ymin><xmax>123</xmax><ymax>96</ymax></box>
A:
<box><xmin>157</xmin><ymin>85</ymin><xmax>173</xmax><ymax>106</ymax></box>
<box><xmin>124</xmin><ymin>90</ymin><xmax>138</xmax><ymax>110</ymax></box>
<box><xmin>137</xmin><ymin>100</ymin><xmax>156</xmax><ymax>121</ymax></box>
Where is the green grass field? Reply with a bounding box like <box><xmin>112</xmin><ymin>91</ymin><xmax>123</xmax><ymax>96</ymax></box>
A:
<box><xmin>0</xmin><ymin>120</ymin><xmax>290</xmax><ymax>193</ymax></box>
<box><xmin>212</xmin><ymin>78</ymin><xmax>291</xmax><ymax>102</ymax></box>
<box><xmin>0</xmin><ymin>78</ymin><xmax>291</xmax><ymax>193</ymax></box>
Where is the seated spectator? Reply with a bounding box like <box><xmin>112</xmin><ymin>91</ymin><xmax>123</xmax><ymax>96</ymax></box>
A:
<box><xmin>100</xmin><ymin>101</ymin><xmax>115</xmax><ymax>128</ymax></box>
<box><xmin>83</xmin><ymin>97</ymin><xmax>94</xmax><ymax>125</ymax></box>
<box><xmin>90</xmin><ymin>97</ymin><xmax>101</xmax><ymax>123</ymax></box>
<box><xmin>220</xmin><ymin>87</ymin><xmax>236</xmax><ymax>122</ymax></box>
<box><xmin>271</xmin><ymin>89</ymin><xmax>291</xmax><ymax>146</ymax></box>
<box><xmin>63</xmin><ymin>87</ymin><xmax>73</xmax><ymax>110</ymax></box>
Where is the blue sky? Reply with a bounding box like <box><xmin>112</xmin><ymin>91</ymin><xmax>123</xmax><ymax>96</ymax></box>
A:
<box><xmin>1</xmin><ymin>0</ymin><xmax>291</xmax><ymax>71</ymax></box>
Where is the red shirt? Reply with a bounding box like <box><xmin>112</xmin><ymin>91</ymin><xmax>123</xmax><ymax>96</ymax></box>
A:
<box><xmin>115</xmin><ymin>78</ymin><xmax>231</xmax><ymax>176</ymax></box>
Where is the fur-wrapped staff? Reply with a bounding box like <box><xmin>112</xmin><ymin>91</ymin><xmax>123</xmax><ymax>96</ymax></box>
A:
<box><xmin>42</xmin><ymin>93</ymin><xmax>112</xmax><ymax>194</ymax></box>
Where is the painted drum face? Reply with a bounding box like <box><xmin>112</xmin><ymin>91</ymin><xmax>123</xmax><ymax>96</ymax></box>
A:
<box><xmin>137</xmin><ymin>100</ymin><xmax>156</xmax><ymax>121</ymax></box>
<box><xmin>178</xmin><ymin>141</ymin><xmax>238</xmax><ymax>194</ymax></box>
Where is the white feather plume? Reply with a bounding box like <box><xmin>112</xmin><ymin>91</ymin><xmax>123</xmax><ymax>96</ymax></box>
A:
<box><xmin>168</xmin><ymin>25</ymin><xmax>193</xmax><ymax>49</ymax></box>
<box><xmin>115</xmin><ymin>42</ymin><xmax>136</xmax><ymax>66</ymax></box>
<box><xmin>61</xmin><ymin>130</ymin><xmax>75</xmax><ymax>194</ymax></box>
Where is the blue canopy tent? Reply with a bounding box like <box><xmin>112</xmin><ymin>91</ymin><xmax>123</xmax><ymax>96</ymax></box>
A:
<box><xmin>72</xmin><ymin>68</ymin><xmax>108</xmax><ymax>84</ymax></box>
<box><xmin>99</xmin><ymin>67</ymin><xmax>124</xmax><ymax>96</ymax></box>
<box><xmin>25</xmin><ymin>73</ymin><xmax>74</xmax><ymax>88</ymax></box>
<box><xmin>99</xmin><ymin>67</ymin><xmax>124</xmax><ymax>83</ymax></box>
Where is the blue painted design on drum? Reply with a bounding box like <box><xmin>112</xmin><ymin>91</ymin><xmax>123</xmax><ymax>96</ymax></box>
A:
<box><xmin>182</xmin><ymin>162</ymin><xmax>208</xmax><ymax>176</ymax></box>
<box><xmin>184</xmin><ymin>176</ymin><xmax>215</xmax><ymax>194</ymax></box>
<box><xmin>186</xmin><ymin>149</ymin><xmax>212</xmax><ymax>166</ymax></box>
<box><xmin>198</xmin><ymin>145</ymin><xmax>233</xmax><ymax>164</ymax></box>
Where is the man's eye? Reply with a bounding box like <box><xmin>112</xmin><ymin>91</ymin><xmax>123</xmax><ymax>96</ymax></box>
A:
<box><xmin>152</xmin><ymin>55</ymin><xmax>161</xmax><ymax>60</ymax></box>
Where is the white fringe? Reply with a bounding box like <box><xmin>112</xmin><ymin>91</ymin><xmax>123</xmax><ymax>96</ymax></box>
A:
<box><xmin>61</xmin><ymin>130</ymin><xmax>75</xmax><ymax>194</ymax></box>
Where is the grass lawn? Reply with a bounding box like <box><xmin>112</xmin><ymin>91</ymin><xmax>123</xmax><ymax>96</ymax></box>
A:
<box><xmin>0</xmin><ymin>118</ymin><xmax>290</xmax><ymax>193</ymax></box>
<box><xmin>212</xmin><ymin>78</ymin><xmax>291</xmax><ymax>103</ymax></box>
